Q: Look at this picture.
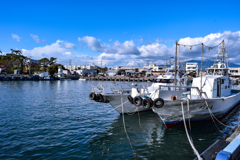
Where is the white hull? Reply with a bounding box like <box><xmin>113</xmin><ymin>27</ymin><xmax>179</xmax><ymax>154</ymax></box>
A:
<box><xmin>104</xmin><ymin>94</ymin><xmax>151</xmax><ymax>114</ymax></box>
<box><xmin>152</xmin><ymin>92</ymin><xmax>240</xmax><ymax>127</ymax></box>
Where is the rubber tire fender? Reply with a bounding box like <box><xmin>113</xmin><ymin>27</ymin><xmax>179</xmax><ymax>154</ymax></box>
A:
<box><xmin>142</xmin><ymin>98</ymin><xmax>152</xmax><ymax>109</ymax></box>
<box><xmin>98</xmin><ymin>94</ymin><xmax>104</xmax><ymax>102</ymax></box>
<box><xmin>153</xmin><ymin>98</ymin><xmax>164</xmax><ymax>108</ymax></box>
<box><xmin>133</xmin><ymin>96</ymin><xmax>143</xmax><ymax>107</ymax></box>
<box><xmin>128</xmin><ymin>95</ymin><xmax>134</xmax><ymax>104</ymax></box>
<box><xmin>89</xmin><ymin>92</ymin><xmax>96</xmax><ymax>100</ymax></box>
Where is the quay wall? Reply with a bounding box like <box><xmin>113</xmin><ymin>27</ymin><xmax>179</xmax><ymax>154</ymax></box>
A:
<box><xmin>0</xmin><ymin>74</ymin><xmax>157</xmax><ymax>82</ymax></box>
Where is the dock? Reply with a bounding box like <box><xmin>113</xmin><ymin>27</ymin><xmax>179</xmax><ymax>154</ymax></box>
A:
<box><xmin>0</xmin><ymin>74</ymin><xmax>157</xmax><ymax>82</ymax></box>
<box><xmin>85</xmin><ymin>76</ymin><xmax>156</xmax><ymax>82</ymax></box>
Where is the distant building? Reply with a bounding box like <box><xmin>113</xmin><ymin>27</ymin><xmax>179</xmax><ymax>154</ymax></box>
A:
<box><xmin>186</xmin><ymin>63</ymin><xmax>198</xmax><ymax>76</ymax></box>
<box><xmin>106</xmin><ymin>70</ymin><xmax>119</xmax><ymax>76</ymax></box>
<box><xmin>64</xmin><ymin>63</ymin><xmax>98</xmax><ymax>70</ymax></box>
<box><xmin>229</xmin><ymin>67</ymin><xmax>240</xmax><ymax>79</ymax></box>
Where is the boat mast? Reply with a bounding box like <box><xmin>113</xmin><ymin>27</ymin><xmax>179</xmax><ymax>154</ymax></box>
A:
<box><xmin>174</xmin><ymin>41</ymin><xmax>178</xmax><ymax>88</ymax></box>
<box><xmin>200</xmin><ymin>43</ymin><xmax>203</xmax><ymax>92</ymax></box>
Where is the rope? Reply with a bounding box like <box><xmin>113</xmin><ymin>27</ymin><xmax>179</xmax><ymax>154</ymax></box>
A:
<box><xmin>137</xmin><ymin>107</ymin><xmax>142</xmax><ymax>129</ymax></box>
<box><xmin>88</xmin><ymin>100</ymin><xmax>129</xmax><ymax>120</ymax></box>
<box><xmin>68</xmin><ymin>100</ymin><xmax>90</xmax><ymax>111</ymax></box>
<box><xmin>204</xmin><ymin>100</ymin><xmax>234</xmax><ymax>129</ymax></box>
<box><xmin>121</xmin><ymin>93</ymin><xmax>138</xmax><ymax>160</ymax></box>
<box><xmin>181</xmin><ymin>99</ymin><xmax>202</xmax><ymax>160</ymax></box>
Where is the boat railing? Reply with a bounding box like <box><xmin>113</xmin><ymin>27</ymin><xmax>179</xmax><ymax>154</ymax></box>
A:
<box><xmin>158</xmin><ymin>85</ymin><xmax>208</xmax><ymax>99</ymax></box>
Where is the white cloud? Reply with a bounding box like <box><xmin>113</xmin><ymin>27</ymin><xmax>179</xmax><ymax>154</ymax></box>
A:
<box><xmin>63</xmin><ymin>52</ymin><xmax>71</xmax><ymax>55</ymax></box>
<box><xmin>138</xmin><ymin>43</ymin><xmax>168</xmax><ymax>58</ymax></box>
<box><xmin>178</xmin><ymin>31</ymin><xmax>240</xmax><ymax>63</ymax></box>
<box><xmin>22</xmin><ymin>40</ymin><xmax>76</xmax><ymax>59</ymax></box>
<box><xmin>93</xmin><ymin>31</ymin><xmax>240</xmax><ymax>66</ymax></box>
<box><xmin>78</xmin><ymin>36</ymin><xmax>140</xmax><ymax>55</ymax></box>
<box><xmin>59</xmin><ymin>41</ymin><xmax>76</xmax><ymax>49</ymax></box>
<box><xmin>30</xmin><ymin>34</ymin><xmax>47</xmax><ymax>43</ymax></box>
<box><xmin>12</xmin><ymin>34</ymin><xmax>21</xmax><ymax>42</ymax></box>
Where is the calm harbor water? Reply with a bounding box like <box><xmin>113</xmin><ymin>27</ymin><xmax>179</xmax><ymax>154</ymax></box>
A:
<box><xmin>1</xmin><ymin>81</ymin><xmax>240</xmax><ymax>160</ymax></box>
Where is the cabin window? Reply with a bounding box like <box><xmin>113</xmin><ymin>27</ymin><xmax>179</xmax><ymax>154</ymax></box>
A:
<box><xmin>225</xmin><ymin>86</ymin><xmax>227</xmax><ymax>89</ymax></box>
<box><xmin>228</xmin><ymin>85</ymin><xmax>230</xmax><ymax>88</ymax></box>
<box><xmin>221</xmin><ymin>79</ymin><xmax>224</xmax><ymax>84</ymax></box>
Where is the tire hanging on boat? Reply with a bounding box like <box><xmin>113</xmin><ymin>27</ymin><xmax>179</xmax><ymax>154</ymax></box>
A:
<box><xmin>103</xmin><ymin>96</ymin><xmax>109</xmax><ymax>103</ymax></box>
<box><xmin>133</xmin><ymin>96</ymin><xmax>143</xmax><ymax>107</ymax></box>
<box><xmin>89</xmin><ymin>92</ymin><xmax>96</xmax><ymax>100</ymax></box>
<box><xmin>128</xmin><ymin>95</ymin><xmax>134</xmax><ymax>104</ymax></box>
<box><xmin>153</xmin><ymin>98</ymin><xmax>164</xmax><ymax>108</ymax></box>
<box><xmin>142</xmin><ymin>98</ymin><xmax>152</xmax><ymax>109</ymax></box>
<box><xmin>98</xmin><ymin>94</ymin><xmax>104</xmax><ymax>102</ymax></box>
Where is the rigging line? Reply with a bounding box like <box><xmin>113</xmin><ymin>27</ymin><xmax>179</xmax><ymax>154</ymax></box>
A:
<box><xmin>137</xmin><ymin>107</ymin><xmax>142</xmax><ymax>129</ymax></box>
<box><xmin>68</xmin><ymin>100</ymin><xmax>90</xmax><ymax>111</ymax></box>
<box><xmin>187</xmin><ymin>99</ymin><xmax>193</xmax><ymax>143</ymax></box>
<box><xmin>121</xmin><ymin>93</ymin><xmax>138</xmax><ymax>160</ymax></box>
<box><xmin>181</xmin><ymin>99</ymin><xmax>202</xmax><ymax>160</ymax></box>
<box><xmin>203</xmin><ymin>40</ymin><xmax>224</xmax><ymax>49</ymax></box>
<box><xmin>178</xmin><ymin>40</ymin><xmax>223</xmax><ymax>48</ymax></box>
<box><xmin>88</xmin><ymin>100</ymin><xmax>129</xmax><ymax>121</ymax></box>
<box><xmin>178</xmin><ymin>43</ymin><xmax>203</xmax><ymax>47</ymax></box>
<box><xmin>204</xmin><ymin>100</ymin><xmax>234</xmax><ymax>128</ymax></box>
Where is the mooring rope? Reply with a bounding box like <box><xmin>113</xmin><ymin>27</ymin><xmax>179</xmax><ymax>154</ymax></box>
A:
<box><xmin>88</xmin><ymin>100</ymin><xmax>129</xmax><ymax>121</ymax></box>
<box><xmin>181</xmin><ymin>99</ymin><xmax>202</xmax><ymax>160</ymax></box>
<box><xmin>121</xmin><ymin>92</ymin><xmax>138</xmax><ymax>160</ymax></box>
<box><xmin>204</xmin><ymin>100</ymin><xmax>234</xmax><ymax>129</ymax></box>
<box><xmin>137</xmin><ymin>107</ymin><xmax>142</xmax><ymax>129</ymax></box>
<box><xmin>68</xmin><ymin>100</ymin><xmax>90</xmax><ymax>111</ymax></box>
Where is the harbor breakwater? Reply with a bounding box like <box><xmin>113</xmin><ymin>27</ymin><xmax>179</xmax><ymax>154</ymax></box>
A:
<box><xmin>0</xmin><ymin>74</ymin><xmax>157</xmax><ymax>82</ymax></box>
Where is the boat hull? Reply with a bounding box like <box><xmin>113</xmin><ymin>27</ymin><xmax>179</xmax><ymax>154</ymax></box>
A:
<box><xmin>104</xmin><ymin>94</ymin><xmax>151</xmax><ymax>114</ymax></box>
<box><xmin>152</xmin><ymin>92</ymin><xmax>240</xmax><ymax>128</ymax></box>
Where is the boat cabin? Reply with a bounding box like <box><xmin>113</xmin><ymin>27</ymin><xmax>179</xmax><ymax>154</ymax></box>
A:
<box><xmin>191</xmin><ymin>62</ymin><xmax>231</xmax><ymax>98</ymax></box>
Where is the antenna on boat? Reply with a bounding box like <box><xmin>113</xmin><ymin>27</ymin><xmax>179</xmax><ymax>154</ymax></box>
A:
<box><xmin>200</xmin><ymin>43</ymin><xmax>204</xmax><ymax>92</ymax></box>
<box><xmin>174</xmin><ymin>41</ymin><xmax>178</xmax><ymax>88</ymax></box>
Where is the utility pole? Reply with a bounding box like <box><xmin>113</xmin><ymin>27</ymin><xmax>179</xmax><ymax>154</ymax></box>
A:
<box><xmin>101</xmin><ymin>61</ymin><xmax>102</xmax><ymax>73</ymax></box>
<box><xmin>69</xmin><ymin>59</ymin><xmax>72</xmax><ymax>71</ymax></box>
<box><xmin>29</xmin><ymin>56</ymin><xmax>32</xmax><ymax>75</ymax></box>
<box><xmin>174</xmin><ymin>41</ymin><xmax>178</xmax><ymax>87</ymax></box>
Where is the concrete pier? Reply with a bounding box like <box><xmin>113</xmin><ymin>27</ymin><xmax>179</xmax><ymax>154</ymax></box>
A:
<box><xmin>85</xmin><ymin>76</ymin><xmax>156</xmax><ymax>82</ymax></box>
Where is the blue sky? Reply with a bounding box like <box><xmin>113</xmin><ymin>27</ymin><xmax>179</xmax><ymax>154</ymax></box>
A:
<box><xmin>1</xmin><ymin>0</ymin><xmax>240</xmax><ymax>67</ymax></box>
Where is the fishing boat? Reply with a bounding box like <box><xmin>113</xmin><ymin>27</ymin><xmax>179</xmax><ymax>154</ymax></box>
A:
<box><xmin>131</xmin><ymin>40</ymin><xmax>240</xmax><ymax>128</ymax></box>
<box><xmin>88</xmin><ymin>68</ymin><xmax>190</xmax><ymax>114</ymax></box>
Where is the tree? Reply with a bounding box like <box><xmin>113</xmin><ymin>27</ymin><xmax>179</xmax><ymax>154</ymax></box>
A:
<box><xmin>47</xmin><ymin>64</ymin><xmax>59</xmax><ymax>77</ymax></box>
<box><xmin>39</xmin><ymin>58</ymin><xmax>50</xmax><ymax>71</ymax></box>
<box><xmin>49</xmin><ymin>57</ymin><xmax>57</xmax><ymax>66</ymax></box>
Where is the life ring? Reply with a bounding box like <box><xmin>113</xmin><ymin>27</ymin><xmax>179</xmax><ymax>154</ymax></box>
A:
<box><xmin>133</xmin><ymin>96</ymin><xmax>142</xmax><ymax>107</ymax></box>
<box><xmin>142</xmin><ymin>98</ymin><xmax>152</xmax><ymax>109</ymax></box>
<box><xmin>153</xmin><ymin>98</ymin><xmax>164</xmax><ymax>108</ymax></box>
<box><xmin>89</xmin><ymin>92</ymin><xmax>96</xmax><ymax>100</ymax></box>
<box><xmin>128</xmin><ymin>95</ymin><xmax>134</xmax><ymax>104</ymax></box>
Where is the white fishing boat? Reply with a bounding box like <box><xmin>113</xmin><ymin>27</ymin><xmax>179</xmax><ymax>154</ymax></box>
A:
<box><xmin>88</xmin><ymin>69</ymin><xmax>190</xmax><ymax>114</ymax></box>
<box><xmin>132</xmin><ymin>40</ymin><xmax>240</xmax><ymax>128</ymax></box>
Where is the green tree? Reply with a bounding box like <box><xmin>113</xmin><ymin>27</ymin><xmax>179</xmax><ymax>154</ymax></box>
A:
<box><xmin>47</xmin><ymin>64</ymin><xmax>59</xmax><ymax>77</ymax></box>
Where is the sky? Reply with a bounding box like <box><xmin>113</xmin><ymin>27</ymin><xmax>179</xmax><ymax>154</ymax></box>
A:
<box><xmin>0</xmin><ymin>0</ymin><xmax>240</xmax><ymax>67</ymax></box>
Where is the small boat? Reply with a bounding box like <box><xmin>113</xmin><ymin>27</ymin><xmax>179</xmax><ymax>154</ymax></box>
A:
<box><xmin>79</xmin><ymin>78</ymin><xmax>87</xmax><ymax>81</ymax></box>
